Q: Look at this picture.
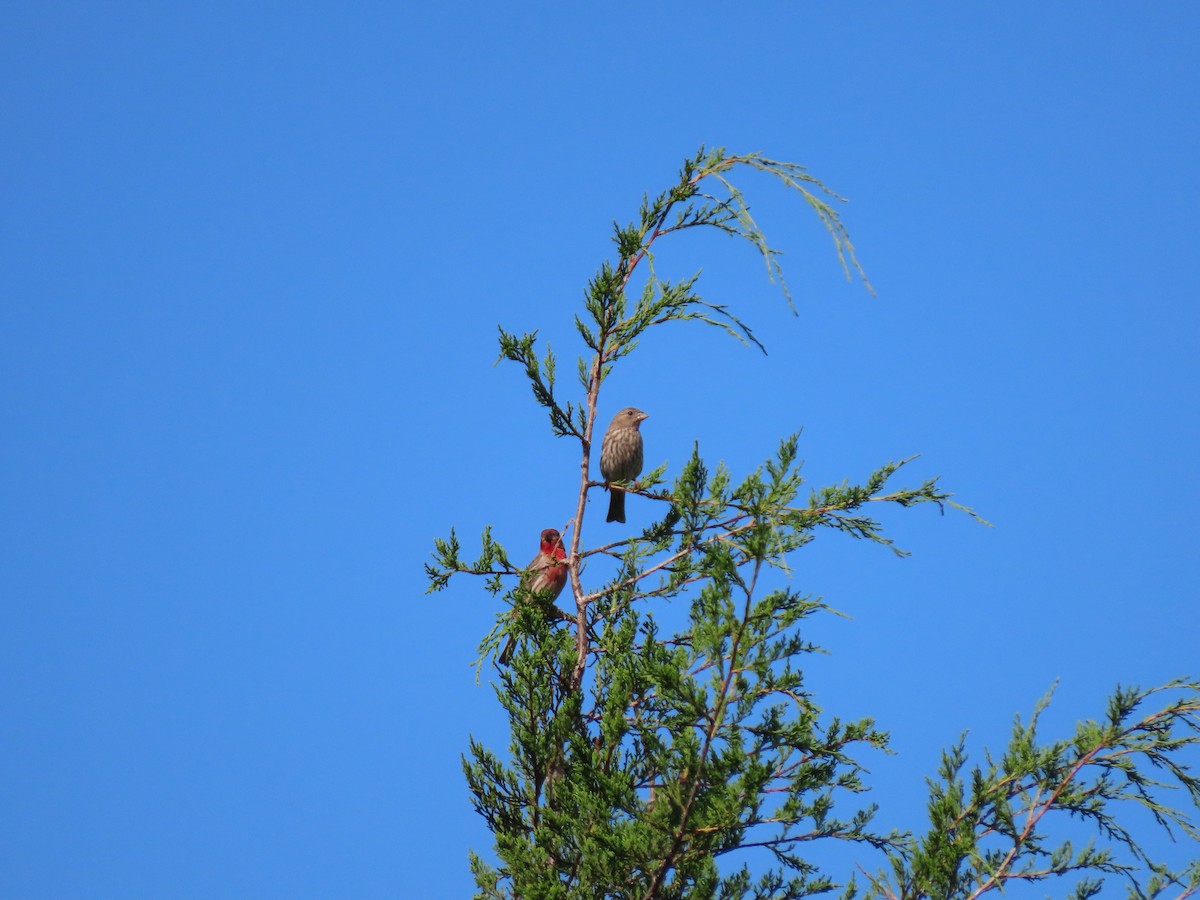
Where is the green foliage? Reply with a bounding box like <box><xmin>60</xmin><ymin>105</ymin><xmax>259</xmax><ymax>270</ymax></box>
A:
<box><xmin>425</xmin><ymin>148</ymin><xmax>1198</xmax><ymax>898</ymax></box>
<box><xmin>860</xmin><ymin>681</ymin><xmax>1200</xmax><ymax>899</ymax></box>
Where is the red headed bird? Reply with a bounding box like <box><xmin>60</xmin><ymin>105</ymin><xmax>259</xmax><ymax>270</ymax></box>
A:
<box><xmin>499</xmin><ymin>528</ymin><xmax>569</xmax><ymax>664</ymax></box>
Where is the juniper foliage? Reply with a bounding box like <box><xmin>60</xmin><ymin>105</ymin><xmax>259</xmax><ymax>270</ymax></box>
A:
<box><xmin>426</xmin><ymin>149</ymin><xmax>1199</xmax><ymax>899</ymax></box>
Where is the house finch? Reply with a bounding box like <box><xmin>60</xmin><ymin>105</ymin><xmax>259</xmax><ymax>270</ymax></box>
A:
<box><xmin>599</xmin><ymin>407</ymin><xmax>648</xmax><ymax>523</ymax></box>
<box><xmin>499</xmin><ymin>528</ymin><xmax>569</xmax><ymax>664</ymax></box>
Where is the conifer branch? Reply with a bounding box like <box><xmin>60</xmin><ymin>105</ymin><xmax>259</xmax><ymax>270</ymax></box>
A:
<box><xmin>429</xmin><ymin>149</ymin><xmax>1195</xmax><ymax>900</ymax></box>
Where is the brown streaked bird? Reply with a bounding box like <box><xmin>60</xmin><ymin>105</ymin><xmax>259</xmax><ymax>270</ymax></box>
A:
<box><xmin>599</xmin><ymin>407</ymin><xmax>648</xmax><ymax>523</ymax></box>
<box><xmin>499</xmin><ymin>528</ymin><xmax>569</xmax><ymax>665</ymax></box>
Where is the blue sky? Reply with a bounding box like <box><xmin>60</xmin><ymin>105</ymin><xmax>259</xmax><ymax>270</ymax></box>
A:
<box><xmin>3</xmin><ymin>3</ymin><xmax>1198</xmax><ymax>897</ymax></box>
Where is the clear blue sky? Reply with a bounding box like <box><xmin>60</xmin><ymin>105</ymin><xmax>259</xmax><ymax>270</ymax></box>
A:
<box><xmin>3</xmin><ymin>4</ymin><xmax>1197</xmax><ymax>897</ymax></box>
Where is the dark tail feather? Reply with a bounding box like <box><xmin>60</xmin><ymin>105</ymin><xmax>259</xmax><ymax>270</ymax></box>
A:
<box><xmin>607</xmin><ymin>488</ymin><xmax>625</xmax><ymax>523</ymax></box>
<box><xmin>499</xmin><ymin>636</ymin><xmax>515</xmax><ymax>665</ymax></box>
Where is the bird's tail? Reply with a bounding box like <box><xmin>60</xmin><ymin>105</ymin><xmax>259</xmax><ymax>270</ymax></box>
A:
<box><xmin>498</xmin><ymin>636</ymin><xmax>515</xmax><ymax>665</ymax></box>
<box><xmin>606</xmin><ymin>487</ymin><xmax>626</xmax><ymax>523</ymax></box>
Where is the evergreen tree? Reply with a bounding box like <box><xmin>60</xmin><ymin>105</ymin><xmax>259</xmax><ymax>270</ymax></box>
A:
<box><xmin>427</xmin><ymin>148</ymin><xmax>1199</xmax><ymax>899</ymax></box>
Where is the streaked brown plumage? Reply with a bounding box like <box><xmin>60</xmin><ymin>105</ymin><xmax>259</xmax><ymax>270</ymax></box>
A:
<box><xmin>599</xmin><ymin>407</ymin><xmax>648</xmax><ymax>523</ymax></box>
<box><xmin>499</xmin><ymin>528</ymin><xmax>569</xmax><ymax>664</ymax></box>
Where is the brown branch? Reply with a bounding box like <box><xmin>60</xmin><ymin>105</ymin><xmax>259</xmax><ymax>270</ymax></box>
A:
<box><xmin>564</xmin><ymin>158</ymin><xmax>741</xmax><ymax>696</ymax></box>
<box><xmin>642</xmin><ymin>556</ymin><xmax>763</xmax><ymax>899</ymax></box>
<box><xmin>583</xmin><ymin>517</ymin><xmax>755</xmax><ymax>604</ymax></box>
<box><xmin>964</xmin><ymin>748</ymin><xmax>1101</xmax><ymax>900</ymax></box>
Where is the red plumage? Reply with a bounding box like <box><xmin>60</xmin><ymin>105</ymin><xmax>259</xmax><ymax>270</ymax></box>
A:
<box><xmin>499</xmin><ymin>528</ymin><xmax>569</xmax><ymax>664</ymax></box>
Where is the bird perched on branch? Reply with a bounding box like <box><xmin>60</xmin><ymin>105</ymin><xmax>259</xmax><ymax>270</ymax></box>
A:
<box><xmin>599</xmin><ymin>407</ymin><xmax>648</xmax><ymax>523</ymax></box>
<box><xmin>499</xmin><ymin>528</ymin><xmax>569</xmax><ymax>665</ymax></box>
